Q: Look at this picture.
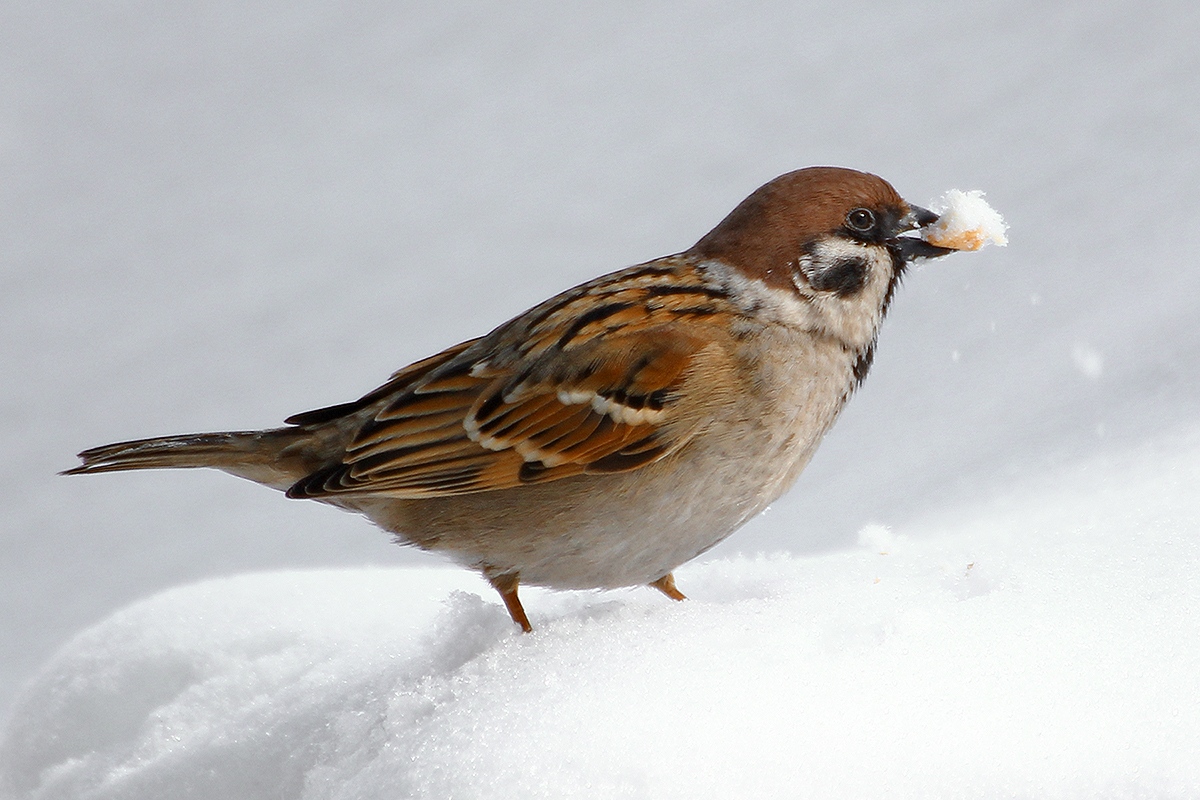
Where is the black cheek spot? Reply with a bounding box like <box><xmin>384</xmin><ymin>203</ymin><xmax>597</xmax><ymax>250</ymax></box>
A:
<box><xmin>810</xmin><ymin>256</ymin><xmax>869</xmax><ymax>297</ymax></box>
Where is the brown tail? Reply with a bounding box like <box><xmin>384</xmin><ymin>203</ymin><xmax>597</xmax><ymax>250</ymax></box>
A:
<box><xmin>63</xmin><ymin>429</ymin><xmax>314</xmax><ymax>491</ymax></box>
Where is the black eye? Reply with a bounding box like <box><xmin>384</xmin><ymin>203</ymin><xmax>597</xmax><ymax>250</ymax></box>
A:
<box><xmin>846</xmin><ymin>208</ymin><xmax>875</xmax><ymax>232</ymax></box>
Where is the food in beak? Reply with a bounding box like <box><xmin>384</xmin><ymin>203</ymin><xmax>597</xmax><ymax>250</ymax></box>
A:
<box><xmin>920</xmin><ymin>189</ymin><xmax>1008</xmax><ymax>251</ymax></box>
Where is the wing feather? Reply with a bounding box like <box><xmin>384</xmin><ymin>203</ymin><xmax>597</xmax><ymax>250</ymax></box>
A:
<box><xmin>286</xmin><ymin>259</ymin><xmax>730</xmax><ymax>500</ymax></box>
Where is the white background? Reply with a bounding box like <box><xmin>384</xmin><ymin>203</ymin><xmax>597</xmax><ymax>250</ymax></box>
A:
<box><xmin>2</xmin><ymin>2</ymin><xmax>1198</xmax><ymax>795</ymax></box>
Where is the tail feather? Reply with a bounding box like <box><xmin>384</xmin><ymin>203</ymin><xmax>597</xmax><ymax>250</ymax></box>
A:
<box><xmin>63</xmin><ymin>432</ymin><xmax>264</xmax><ymax>474</ymax></box>
<box><xmin>63</xmin><ymin>429</ymin><xmax>314</xmax><ymax>490</ymax></box>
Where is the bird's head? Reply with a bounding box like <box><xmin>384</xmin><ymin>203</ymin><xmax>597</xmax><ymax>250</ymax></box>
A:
<box><xmin>689</xmin><ymin>166</ymin><xmax>953</xmax><ymax>346</ymax></box>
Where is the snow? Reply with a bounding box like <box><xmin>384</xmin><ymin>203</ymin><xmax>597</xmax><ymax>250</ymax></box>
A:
<box><xmin>922</xmin><ymin>190</ymin><xmax>1008</xmax><ymax>250</ymax></box>
<box><xmin>3</xmin><ymin>428</ymin><xmax>1198</xmax><ymax>799</ymax></box>
<box><xmin>3</xmin><ymin>0</ymin><xmax>1200</xmax><ymax>794</ymax></box>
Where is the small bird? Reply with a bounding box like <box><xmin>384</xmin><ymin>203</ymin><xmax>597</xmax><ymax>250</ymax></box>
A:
<box><xmin>67</xmin><ymin>167</ymin><xmax>957</xmax><ymax>631</ymax></box>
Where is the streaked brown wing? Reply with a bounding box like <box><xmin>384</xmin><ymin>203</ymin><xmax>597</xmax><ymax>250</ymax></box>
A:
<box><xmin>286</xmin><ymin>324</ymin><xmax>706</xmax><ymax>499</ymax></box>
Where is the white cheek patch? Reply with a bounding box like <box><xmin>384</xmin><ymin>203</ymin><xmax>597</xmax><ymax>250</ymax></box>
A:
<box><xmin>797</xmin><ymin>239</ymin><xmax>875</xmax><ymax>295</ymax></box>
<box><xmin>791</xmin><ymin>254</ymin><xmax>814</xmax><ymax>294</ymax></box>
<box><xmin>698</xmin><ymin>255</ymin><xmax>888</xmax><ymax>350</ymax></box>
<box><xmin>704</xmin><ymin>260</ymin><xmax>818</xmax><ymax>330</ymax></box>
<box><xmin>791</xmin><ymin>239</ymin><xmax>896</xmax><ymax>348</ymax></box>
<box><xmin>804</xmin><ymin>237</ymin><xmax>869</xmax><ymax>264</ymax></box>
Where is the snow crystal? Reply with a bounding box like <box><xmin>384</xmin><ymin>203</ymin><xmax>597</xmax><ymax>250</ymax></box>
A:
<box><xmin>922</xmin><ymin>189</ymin><xmax>1008</xmax><ymax>250</ymax></box>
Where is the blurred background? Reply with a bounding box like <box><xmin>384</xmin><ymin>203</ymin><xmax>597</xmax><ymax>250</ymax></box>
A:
<box><xmin>2</xmin><ymin>0</ymin><xmax>1198</xmax><ymax>711</ymax></box>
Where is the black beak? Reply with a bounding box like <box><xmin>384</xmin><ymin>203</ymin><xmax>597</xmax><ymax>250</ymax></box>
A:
<box><xmin>892</xmin><ymin>203</ymin><xmax>954</xmax><ymax>261</ymax></box>
<box><xmin>906</xmin><ymin>204</ymin><xmax>940</xmax><ymax>229</ymax></box>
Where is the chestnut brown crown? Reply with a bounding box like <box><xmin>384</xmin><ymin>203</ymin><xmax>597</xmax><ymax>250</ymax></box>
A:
<box><xmin>689</xmin><ymin>167</ymin><xmax>912</xmax><ymax>289</ymax></box>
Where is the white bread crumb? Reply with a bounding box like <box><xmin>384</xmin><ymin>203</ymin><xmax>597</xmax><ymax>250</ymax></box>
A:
<box><xmin>921</xmin><ymin>189</ymin><xmax>1008</xmax><ymax>251</ymax></box>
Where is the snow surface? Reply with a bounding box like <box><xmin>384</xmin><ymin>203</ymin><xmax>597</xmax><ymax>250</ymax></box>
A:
<box><xmin>923</xmin><ymin>190</ymin><xmax>1008</xmax><ymax>250</ymax></box>
<box><xmin>3</xmin><ymin>428</ymin><xmax>1198</xmax><ymax>799</ymax></box>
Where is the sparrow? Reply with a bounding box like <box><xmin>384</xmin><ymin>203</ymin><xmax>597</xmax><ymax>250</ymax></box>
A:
<box><xmin>66</xmin><ymin>167</ymin><xmax>955</xmax><ymax>631</ymax></box>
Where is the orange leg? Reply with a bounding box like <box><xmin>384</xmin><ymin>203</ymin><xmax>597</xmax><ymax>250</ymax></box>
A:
<box><xmin>487</xmin><ymin>571</ymin><xmax>533</xmax><ymax>632</ymax></box>
<box><xmin>649</xmin><ymin>573</ymin><xmax>687</xmax><ymax>601</ymax></box>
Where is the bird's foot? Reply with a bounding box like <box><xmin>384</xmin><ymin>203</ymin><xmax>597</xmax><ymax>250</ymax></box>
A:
<box><xmin>486</xmin><ymin>570</ymin><xmax>533</xmax><ymax>632</ymax></box>
<box><xmin>649</xmin><ymin>573</ymin><xmax>687</xmax><ymax>601</ymax></box>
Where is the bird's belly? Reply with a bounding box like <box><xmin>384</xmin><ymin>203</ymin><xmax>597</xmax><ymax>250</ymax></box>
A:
<box><xmin>352</xmin><ymin>444</ymin><xmax>796</xmax><ymax>590</ymax></box>
<box><xmin>348</xmin><ymin>337</ymin><xmax>852</xmax><ymax>590</ymax></box>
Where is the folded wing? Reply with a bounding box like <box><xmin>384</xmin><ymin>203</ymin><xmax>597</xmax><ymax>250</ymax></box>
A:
<box><xmin>285</xmin><ymin>323</ymin><xmax>709</xmax><ymax>499</ymax></box>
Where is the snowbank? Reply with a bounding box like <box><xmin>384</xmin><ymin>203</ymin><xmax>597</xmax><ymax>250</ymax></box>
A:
<box><xmin>3</xmin><ymin>432</ymin><xmax>1198</xmax><ymax>799</ymax></box>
